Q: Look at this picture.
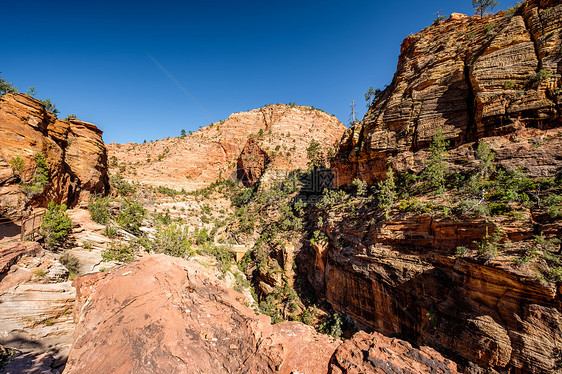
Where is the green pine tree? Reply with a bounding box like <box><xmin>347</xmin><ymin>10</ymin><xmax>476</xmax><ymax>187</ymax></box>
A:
<box><xmin>423</xmin><ymin>129</ymin><xmax>449</xmax><ymax>194</ymax></box>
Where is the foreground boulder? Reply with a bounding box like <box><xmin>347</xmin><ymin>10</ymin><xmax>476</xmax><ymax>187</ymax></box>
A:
<box><xmin>65</xmin><ymin>255</ymin><xmax>339</xmax><ymax>373</ymax></box>
<box><xmin>64</xmin><ymin>255</ymin><xmax>458</xmax><ymax>373</ymax></box>
<box><xmin>0</xmin><ymin>93</ymin><xmax>109</xmax><ymax>217</ymax></box>
<box><xmin>329</xmin><ymin>331</ymin><xmax>458</xmax><ymax>374</ymax></box>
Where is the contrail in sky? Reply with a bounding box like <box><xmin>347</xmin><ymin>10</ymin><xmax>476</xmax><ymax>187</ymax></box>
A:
<box><xmin>146</xmin><ymin>52</ymin><xmax>217</xmax><ymax>122</ymax></box>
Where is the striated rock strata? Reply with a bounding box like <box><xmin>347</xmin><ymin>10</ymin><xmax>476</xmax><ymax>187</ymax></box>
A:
<box><xmin>108</xmin><ymin>104</ymin><xmax>346</xmax><ymax>191</ymax></box>
<box><xmin>64</xmin><ymin>255</ymin><xmax>458</xmax><ymax>374</ymax></box>
<box><xmin>333</xmin><ymin>0</ymin><xmax>562</xmax><ymax>186</ymax></box>
<box><xmin>0</xmin><ymin>93</ymin><xmax>109</xmax><ymax>217</ymax></box>
<box><xmin>305</xmin><ymin>2</ymin><xmax>562</xmax><ymax>371</ymax></box>
<box><xmin>0</xmin><ymin>242</ymin><xmax>76</xmax><ymax>374</ymax></box>
<box><xmin>300</xmin><ymin>202</ymin><xmax>562</xmax><ymax>373</ymax></box>
<box><xmin>64</xmin><ymin>255</ymin><xmax>340</xmax><ymax>374</ymax></box>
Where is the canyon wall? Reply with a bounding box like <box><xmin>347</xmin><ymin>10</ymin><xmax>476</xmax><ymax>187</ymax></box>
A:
<box><xmin>301</xmin><ymin>206</ymin><xmax>561</xmax><ymax>372</ymax></box>
<box><xmin>300</xmin><ymin>1</ymin><xmax>562</xmax><ymax>372</ymax></box>
<box><xmin>333</xmin><ymin>0</ymin><xmax>561</xmax><ymax>186</ymax></box>
<box><xmin>108</xmin><ymin>104</ymin><xmax>346</xmax><ymax>191</ymax></box>
<box><xmin>0</xmin><ymin>93</ymin><xmax>109</xmax><ymax>217</ymax></box>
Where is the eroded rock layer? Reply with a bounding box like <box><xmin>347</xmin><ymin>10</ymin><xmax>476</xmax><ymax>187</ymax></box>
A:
<box><xmin>108</xmin><ymin>105</ymin><xmax>346</xmax><ymax>190</ymax></box>
<box><xmin>0</xmin><ymin>93</ymin><xmax>109</xmax><ymax>216</ymax></box>
<box><xmin>329</xmin><ymin>331</ymin><xmax>459</xmax><ymax>374</ymax></box>
<box><xmin>237</xmin><ymin>138</ymin><xmax>271</xmax><ymax>187</ymax></box>
<box><xmin>64</xmin><ymin>255</ymin><xmax>459</xmax><ymax>374</ymax></box>
<box><xmin>64</xmin><ymin>255</ymin><xmax>340</xmax><ymax>374</ymax></box>
<box><xmin>299</xmin><ymin>190</ymin><xmax>562</xmax><ymax>373</ymax></box>
<box><xmin>333</xmin><ymin>0</ymin><xmax>562</xmax><ymax>186</ymax></box>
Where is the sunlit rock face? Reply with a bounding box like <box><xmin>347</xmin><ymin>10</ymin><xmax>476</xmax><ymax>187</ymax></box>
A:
<box><xmin>333</xmin><ymin>0</ymin><xmax>562</xmax><ymax>187</ymax></box>
<box><xmin>64</xmin><ymin>255</ymin><xmax>340</xmax><ymax>374</ymax></box>
<box><xmin>305</xmin><ymin>1</ymin><xmax>562</xmax><ymax>372</ymax></box>
<box><xmin>0</xmin><ymin>93</ymin><xmax>109</xmax><ymax>216</ymax></box>
<box><xmin>107</xmin><ymin>104</ymin><xmax>346</xmax><ymax>191</ymax></box>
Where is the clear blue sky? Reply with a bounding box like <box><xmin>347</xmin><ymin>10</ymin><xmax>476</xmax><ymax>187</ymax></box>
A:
<box><xmin>2</xmin><ymin>0</ymin><xmax>518</xmax><ymax>144</ymax></box>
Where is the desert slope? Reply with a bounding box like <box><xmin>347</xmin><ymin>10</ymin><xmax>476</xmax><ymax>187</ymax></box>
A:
<box><xmin>108</xmin><ymin>104</ymin><xmax>346</xmax><ymax>190</ymax></box>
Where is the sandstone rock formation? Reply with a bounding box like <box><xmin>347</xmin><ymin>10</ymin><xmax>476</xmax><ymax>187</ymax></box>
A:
<box><xmin>329</xmin><ymin>331</ymin><xmax>459</xmax><ymax>374</ymax></box>
<box><xmin>301</xmin><ymin>206</ymin><xmax>562</xmax><ymax>372</ymax></box>
<box><xmin>108</xmin><ymin>104</ymin><xmax>346</xmax><ymax>191</ymax></box>
<box><xmin>0</xmin><ymin>242</ymin><xmax>76</xmax><ymax>374</ymax></box>
<box><xmin>237</xmin><ymin>138</ymin><xmax>271</xmax><ymax>187</ymax></box>
<box><xmin>0</xmin><ymin>93</ymin><xmax>109</xmax><ymax>217</ymax></box>
<box><xmin>333</xmin><ymin>0</ymin><xmax>562</xmax><ymax>186</ymax></box>
<box><xmin>64</xmin><ymin>255</ymin><xmax>339</xmax><ymax>374</ymax></box>
<box><xmin>298</xmin><ymin>1</ymin><xmax>562</xmax><ymax>372</ymax></box>
<box><xmin>63</xmin><ymin>254</ymin><xmax>460</xmax><ymax>374</ymax></box>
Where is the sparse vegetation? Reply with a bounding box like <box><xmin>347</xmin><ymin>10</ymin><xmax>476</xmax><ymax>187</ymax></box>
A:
<box><xmin>529</xmin><ymin>69</ymin><xmax>552</xmax><ymax>83</ymax></box>
<box><xmin>104</xmin><ymin>224</ymin><xmax>118</xmax><ymax>238</ymax></box>
<box><xmin>40</xmin><ymin>202</ymin><xmax>72</xmax><ymax>249</ymax></box>
<box><xmin>422</xmin><ymin>129</ymin><xmax>449</xmax><ymax>194</ymax></box>
<box><xmin>9</xmin><ymin>155</ymin><xmax>25</xmax><ymax>176</ymax></box>
<box><xmin>475</xmin><ymin>226</ymin><xmax>505</xmax><ymax>262</ymax></box>
<box><xmin>88</xmin><ymin>196</ymin><xmax>111</xmax><ymax>224</ymax></box>
<box><xmin>472</xmin><ymin>0</ymin><xmax>498</xmax><ymax>17</ymax></box>
<box><xmin>545</xmin><ymin>193</ymin><xmax>562</xmax><ymax>218</ymax></box>
<box><xmin>117</xmin><ymin>199</ymin><xmax>146</xmax><ymax>234</ymax></box>
<box><xmin>21</xmin><ymin>152</ymin><xmax>49</xmax><ymax>197</ymax></box>
<box><xmin>142</xmin><ymin>223</ymin><xmax>193</xmax><ymax>258</ymax></box>
<box><xmin>110</xmin><ymin>173</ymin><xmax>136</xmax><ymax>197</ymax></box>
<box><xmin>102</xmin><ymin>241</ymin><xmax>137</xmax><ymax>263</ymax></box>
<box><xmin>365</xmin><ymin>86</ymin><xmax>384</xmax><ymax>107</ymax></box>
<box><xmin>433</xmin><ymin>11</ymin><xmax>446</xmax><ymax>25</ymax></box>
<box><xmin>378</xmin><ymin>167</ymin><xmax>397</xmax><ymax>218</ymax></box>
<box><xmin>0</xmin><ymin>73</ymin><xmax>18</xmax><ymax>96</ymax></box>
<box><xmin>319</xmin><ymin>313</ymin><xmax>345</xmax><ymax>339</ymax></box>
<box><xmin>306</xmin><ymin>139</ymin><xmax>325</xmax><ymax>169</ymax></box>
<box><xmin>41</xmin><ymin>98</ymin><xmax>59</xmax><ymax>116</ymax></box>
<box><xmin>59</xmin><ymin>252</ymin><xmax>81</xmax><ymax>277</ymax></box>
<box><xmin>34</xmin><ymin>268</ymin><xmax>47</xmax><ymax>278</ymax></box>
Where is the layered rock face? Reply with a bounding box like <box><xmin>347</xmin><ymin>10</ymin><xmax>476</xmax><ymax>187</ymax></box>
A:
<box><xmin>329</xmin><ymin>331</ymin><xmax>459</xmax><ymax>374</ymax></box>
<box><xmin>64</xmin><ymin>255</ymin><xmax>459</xmax><ymax>374</ymax></box>
<box><xmin>302</xmin><ymin>209</ymin><xmax>561</xmax><ymax>372</ymax></box>
<box><xmin>301</xmin><ymin>2</ymin><xmax>562</xmax><ymax>372</ymax></box>
<box><xmin>0</xmin><ymin>242</ymin><xmax>76</xmax><ymax>373</ymax></box>
<box><xmin>108</xmin><ymin>105</ymin><xmax>346</xmax><ymax>191</ymax></box>
<box><xmin>237</xmin><ymin>138</ymin><xmax>271</xmax><ymax>187</ymax></box>
<box><xmin>64</xmin><ymin>255</ymin><xmax>339</xmax><ymax>374</ymax></box>
<box><xmin>333</xmin><ymin>0</ymin><xmax>562</xmax><ymax>186</ymax></box>
<box><xmin>0</xmin><ymin>93</ymin><xmax>109</xmax><ymax>216</ymax></box>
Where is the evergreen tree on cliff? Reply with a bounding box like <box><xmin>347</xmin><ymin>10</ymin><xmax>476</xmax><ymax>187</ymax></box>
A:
<box><xmin>473</xmin><ymin>0</ymin><xmax>498</xmax><ymax>17</ymax></box>
<box><xmin>0</xmin><ymin>73</ymin><xmax>18</xmax><ymax>96</ymax></box>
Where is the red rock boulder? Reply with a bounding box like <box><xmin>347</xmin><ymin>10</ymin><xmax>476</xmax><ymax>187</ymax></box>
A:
<box><xmin>64</xmin><ymin>255</ymin><xmax>339</xmax><ymax>374</ymax></box>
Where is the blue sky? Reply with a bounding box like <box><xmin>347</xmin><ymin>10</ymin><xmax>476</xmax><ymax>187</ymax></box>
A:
<box><xmin>2</xmin><ymin>0</ymin><xmax>518</xmax><ymax>144</ymax></box>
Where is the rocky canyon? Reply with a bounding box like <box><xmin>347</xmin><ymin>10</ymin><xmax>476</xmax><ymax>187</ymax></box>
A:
<box><xmin>0</xmin><ymin>0</ymin><xmax>561</xmax><ymax>373</ymax></box>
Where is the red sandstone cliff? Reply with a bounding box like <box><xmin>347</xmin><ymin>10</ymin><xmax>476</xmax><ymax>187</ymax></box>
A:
<box><xmin>333</xmin><ymin>0</ymin><xmax>561</xmax><ymax>186</ymax></box>
<box><xmin>300</xmin><ymin>1</ymin><xmax>562</xmax><ymax>373</ymax></box>
<box><xmin>0</xmin><ymin>93</ymin><xmax>109</xmax><ymax>216</ymax></box>
<box><xmin>108</xmin><ymin>104</ymin><xmax>346</xmax><ymax>190</ymax></box>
